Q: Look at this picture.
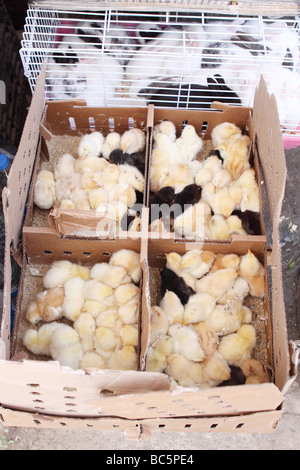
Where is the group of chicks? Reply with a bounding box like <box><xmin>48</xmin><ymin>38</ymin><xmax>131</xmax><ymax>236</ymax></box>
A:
<box><xmin>149</xmin><ymin>120</ymin><xmax>260</xmax><ymax>239</ymax></box>
<box><xmin>22</xmin><ymin>249</ymin><xmax>141</xmax><ymax>371</ymax></box>
<box><xmin>146</xmin><ymin>248</ymin><xmax>267</xmax><ymax>389</ymax></box>
<box><xmin>34</xmin><ymin>128</ymin><xmax>146</xmax><ymax>230</ymax></box>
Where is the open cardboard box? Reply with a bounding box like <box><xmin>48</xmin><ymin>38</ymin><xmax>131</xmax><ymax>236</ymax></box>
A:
<box><xmin>0</xmin><ymin>64</ymin><xmax>299</xmax><ymax>436</ymax></box>
<box><xmin>146</xmin><ymin>100</ymin><xmax>266</xmax><ymax>243</ymax></box>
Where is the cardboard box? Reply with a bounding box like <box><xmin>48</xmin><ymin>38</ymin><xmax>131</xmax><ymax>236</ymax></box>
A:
<box><xmin>0</xmin><ymin>63</ymin><xmax>298</xmax><ymax>436</ymax></box>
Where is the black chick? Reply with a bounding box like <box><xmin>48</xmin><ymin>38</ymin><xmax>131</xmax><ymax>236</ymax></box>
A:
<box><xmin>208</xmin><ymin>149</ymin><xmax>224</xmax><ymax>163</ymax></box>
<box><xmin>150</xmin><ymin>186</ymin><xmax>175</xmax><ymax>206</ymax></box>
<box><xmin>109</xmin><ymin>148</ymin><xmax>128</xmax><ymax>164</ymax></box>
<box><xmin>174</xmin><ymin>184</ymin><xmax>202</xmax><ymax>213</ymax></box>
<box><xmin>231</xmin><ymin>210</ymin><xmax>261</xmax><ymax>235</ymax></box>
<box><xmin>160</xmin><ymin>267</ymin><xmax>195</xmax><ymax>305</ymax></box>
<box><xmin>130</xmin><ymin>151</ymin><xmax>146</xmax><ymax>175</ymax></box>
<box><xmin>218</xmin><ymin>365</ymin><xmax>246</xmax><ymax>387</ymax></box>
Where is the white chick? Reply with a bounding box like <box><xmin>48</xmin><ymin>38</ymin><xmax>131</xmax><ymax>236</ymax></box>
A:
<box><xmin>96</xmin><ymin>308</ymin><xmax>119</xmax><ymax>328</ymax></box>
<box><xmin>188</xmin><ymin>159</ymin><xmax>203</xmax><ymax>179</ymax></box>
<box><xmin>168</xmin><ymin>163</ymin><xmax>194</xmax><ymax>191</ymax></box>
<box><xmin>226</xmin><ymin>215</ymin><xmax>247</xmax><ymax>236</ymax></box>
<box><xmin>90</xmin><ymin>262</ymin><xmax>130</xmax><ymax>289</ymax></box>
<box><xmin>108</xmin><ymin>345</ymin><xmax>138</xmax><ymax>371</ymax></box>
<box><xmin>202</xmin><ymin>183</ymin><xmax>236</xmax><ymax>218</ymax></box>
<box><xmin>202</xmin><ymin>155</ymin><xmax>223</xmax><ymax>174</ymax></box>
<box><xmin>218</xmin><ymin>276</ymin><xmax>250</xmax><ymax>304</ymax></box>
<box><xmin>146</xmin><ymin>335</ymin><xmax>174</xmax><ymax>373</ymax></box>
<box><xmin>118</xmin><ymin>164</ymin><xmax>144</xmax><ymax>193</ymax></box>
<box><xmin>101</xmin><ymin>132</ymin><xmax>121</xmax><ymax>160</ymax></box>
<box><xmin>206</xmin><ymin>215</ymin><xmax>231</xmax><ymax>240</ymax></box>
<box><xmin>173</xmin><ymin>201</ymin><xmax>211</xmax><ymax>240</ymax></box>
<box><xmin>183</xmin><ymin>292</ymin><xmax>216</xmax><ymax>325</ymax></box>
<box><xmin>150</xmin><ymin>306</ymin><xmax>169</xmax><ymax>345</ymax></box>
<box><xmin>88</xmin><ymin>188</ymin><xmax>109</xmax><ymax>210</ymax></box>
<box><xmin>109</xmin><ymin>249</ymin><xmax>141</xmax><ymax>283</ymax></box>
<box><xmin>195</xmin><ymin>166</ymin><xmax>213</xmax><ymax>187</ymax></box>
<box><xmin>34</xmin><ymin>170</ymin><xmax>56</xmax><ymax>210</ymax></box>
<box><xmin>43</xmin><ymin>260</ymin><xmax>90</xmax><ymax>289</ymax></box>
<box><xmin>93</xmin><ymin>163</ymin><xmax>120</xmax><ymax>187</ymax></box>
<box><xmin>168</xmin><ymin>324</ymin><xmax>205</xmax><ymax>362</ymax></box>
<box><xmin>23</xmin><ymin>322</ymin><xmax>63</xmax><ymax>356</ymax></box>
<box><xmin>211</xmin><ymin>121</ymin><xmax>242</xmax><ymax>147</ymax></box>
<box><xmin>49</xmin><ymin>324</ymin><xmax>83</xmax><ymax>370</ymax></box>
<box><xmin>82</xmin><ymin>300</ymin><xmax>108</xmax><ymax>319</ymax></box>
<box><xmin>176</xmin><ymin>124</ymin><xmax>203</xmax><ymax>162</ymax></box>
<box><xmin>218</xmin><ymin>324</ymin><xmax>256</xmax><ymax>367</ymax></box>
<box><xmin>166</xmin><ymin>353</ymin><xmax>204</xmax><ymax>388</ymax></box>
<box><xmin>179</xmin><ymin>250</ymin><xmax>215</xmax><ymax>279</ymax></box>
<box><xmin>153</xmin><ymin>120</ymin><xmax>177</xmax><ymax>141</ymax></box>
<box><xmin>159</xmin><ymin>290</ymin><xmax>184</xmax><ymax>325</ymax></box>
<box><xmin>114</xmin><ymin>283</ymin><xmax>140</xmax><ymax>305</ymax></box>
<box><xmin>153</xmin><ymin>133</ymin><xmax>183</xmax><ymax>166</ymax></box>
<box><xmin>78</xmin><ymin>131</ymin><xmax>104</xmax><ymax>159</ymax></box>
<box><xmin>80</xmin><ymin>351</ymin><xmax>106</xmax><ymax>370</ymax></box>
<box><xmin>80</xmin><ymin>170</ymin><xmax>99</xmax><ymax>192</ymax></box>
<box><xmin>75</xmin><ymin>156</ymin><xmax>108</xmax><ymax>174</ymax></box>
<box><xmin>212</xmin><ymin>168</ymin><xmax>232</xmax><ymax>189</ymax></box>
<box><xmin>118</xmin><ymin>299</ymin><xmax>139</xmax><ymax>325</ymax></box>
<box><xmin>196</xmin><ymin>268</ymin><xmax>238</xmax><ymax>300</ymax></box>
<box><xmin>54</xmin><ymin>173</ymin><xmax>82</xmax><ymax>204</ymax></box>
<box><xmin>205</xmin><ymin>301</ymin><xmax>245</xmax><ymax>336</ymax></box>
<box><xmin>54</xmin><ymin>153</ymin><xmax>76</xmax><ymax>180</ymax></box>
<box><xmin>120</xmin><ymin>128</ymin><xmax>145</xmax><ymax>154</ymax></box>
<box><xmin>84</xmin><ymin>279</ymin><xmax>115</xmax><ymax>306</ymax></box>
<box><xmin>74</xmin><ymin>312</ymin><xmax>96</xmax><ymax>352</ymax></box>
<box><xmin>63</xmin><ymin>276</ymin><xmax>86</xmax><ymax>322</ymax></box>
<box><xmin>202</xmin><ymin>352</ymin><xmax>231</xmax><ymax>386</ymax></box>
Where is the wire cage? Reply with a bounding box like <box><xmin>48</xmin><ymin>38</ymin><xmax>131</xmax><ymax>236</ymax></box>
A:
<box><xmin>20</xmin><ymin>2</ymin><xmax>300</xmax><ymax>137</ymax></box>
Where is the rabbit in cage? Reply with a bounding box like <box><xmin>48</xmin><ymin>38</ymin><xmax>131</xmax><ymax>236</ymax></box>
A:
<box><xmin>46</xmin><ymin>34</ymin><xmax>124</xmax><ymax>105</ymax></box>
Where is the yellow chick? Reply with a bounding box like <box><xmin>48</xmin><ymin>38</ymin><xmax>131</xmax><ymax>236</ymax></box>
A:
<box><xmin>74</xmin><ymin>312</ymin><xmax>96</xmax><ymax>352</ymax></box>
<box><xmin>120</xmin><ymin>128</ymin><xmax>145</xmax><ymax>154</ymax></box>
<box><xmin>235</xmin><ymin>168</ymin><xmax>260</xmax><ymax>213</ymax></box>
<box><xmin>54</xmin><ymin>153</ymin><xmax>76</xmax><ymax>180</ymax></box>
<box><xmin>226</xmin><ymin>214</ymin><xmax>247</xmax><ymax>236</ymax></box>
<box><xmin>212</xmin><ymin>168</ymin><xmax>232</xmax><ymax>189</ymax></box>
<box><xmin>210</xmin><ymin>253</ymin><xmax>240</xmax><ymax>272</ymax></box>
<box><xmin>23</xmin><ymin>322</ymin><xmax>63</xmax><ymax>356</ymax></box>
<box><xmin>150</xmin><ymin>306</ymin><xmax>169</xmax><ymax>345</ymax></box>
<box><xmin>109</xmin><ymin>249</ymin><xmax>141</xmax><ymax>283</ymax></box>
<box><xmin>202</xmin><ymin>352</ymin><xmax>231</xmax><ymax>386</ymax></box>
<box><xmin>168</xmin><ymin>163</ymin><xmax>194</xmax><ymax>189</ymax></box>
<box><xmin>49</xmin><ymin>324</ymin><xmax>83</xmax><ymax>370</ymax></box>
<box><xmin>60</xmin><ymin>199</ymin><xmax>76</xmax><ymax>210</ymax></box>
<box><xmin>173</xmin><ymin>201</ymin><xmax>211</xmax><ymax>240</ymax></box>
<box><xmin>120</xmin><ymin>324</ymin><xmax>139</xmax><ymax>347</ymax></box>
<box><xmin>180</xmin><ymin>250</ymin><xmax>215</xmax><ymax>279</ymax></box>
<box><xmin>75</xmin><ymin>156</ymin><xmax>108</xmax><ymax>174</ymax></box>
<box><xmin>153</xmin><ymin>120</ymin><xmax>177</xmax><ymax>141</ymax></box>
<box><xmin>206</xmin><ymin>214</ymin><xmax>231</xmax><ymax>240</ymax></box>
<box><xmin>80</xmin><ymin>351</ymin><xmax>106</xmax><ymax>370</ymax></box>
<box><xmin>63</xmin><ymin>276</ymin><xmax>86</xmax><ymax>322</ymax></box>
<box><xmin>166</xmin><ymin>353</ymin><xmax>204</xmax><ymax>388</ymax></box>
<box><xmin>78</xmin><ymin>131</ymin><xmax>104</xmax><ymax>159</ymax></box>
<box><xmin>202</xmin><ymin>154</ymin><xmax>223</xmax><ymax>173</ymax></box>
<box><xmin>239</xmin><ymin>249</ymin><xmax>263</xmax><ymax>280</ymax></box>
<box><xmin>159</xmin><ymin>291</ymin><xmax>184</xmax><ymax>325</ymax></box>
<box><xmin>35</xmin><ymin>287</ymin><xmax>65</xmax><ymax>323</ymax></box>
<box><xmin>88</xmin><ymin>188</ymin><xmax>109</xmax><ymax>210</ymax></box>
<box><xmin>176</xmin><ymin>124</ymin><xmax>203</xmax><ymax>162</ymax></box>
<box><xmin>205</xmin><ymin>299</ymin><xmax>251</xmax><ymax>336</ymax></box>
<box><xmin>184</xmin><ymin>293</ymin><xmax>216</xmax><ymax>325</ymax></box>
<box><xmin>114</xmin><ymin>283</ymin><xmax>140</xmax><ymax>305</ymax></box>
<box><xmin>217</xmin><ymin>135</ymin><xmax>251</xmax><ymax>180</ymax></box>
<box><xmin>218</xmin><ymin>276</ymin><xmax>250</xmax><ymax>304</ymax></box>
<box><xmin>96</xmin><ymin>308</ymin><xmax>119</xmax><ymax>328</ymax></box>
<box><xmin>195</xmin><ymin>166</ymin><xmax>213</xmax><ymax>187</ymax></box>
<box><xmin>211</xmin><ymin>121</ymin><xmax>242</xmax><ymax>147</ymax></box>
<box><xmin>93</xmin><ymin>163</ymin><xmax>120</xmax><ymax>187</ymax></box>
<box><xmin>165</xmin><ymin>252</ymin><xmax>181</xmax><ymax>274</ymax></box>
<box><xmin>80</xmin><ymin>170</ymin><xmax>99</xmax><ymax>192</ymax></box>
<box><xmin>118</xmin><ymin>164</ymin><xmax>145</xmax><ymax>193</ymax></box>
<box><xmin>34</xmin><ymin>170</ymin><xmax>56</xmax><ymax>210</ymax></box>
<box><xmin>204</xmin><ymin>183</ymin><xmax>236</xmax><ymax>218</ymax></box>
<box><xmin>196</xmin><ymin>268</ymin><xmax>238</xmax><ymax>299</ymax></box>
<box><xmin>146</xmin><ymin>335</ymin><xmax>174</xmax><ymax>373</ymax></box>
<box><xmin>168</xmin><ymin>324</ymin><xmax>205</xmax><ymax>362</ymax></box>
<box><xmin>108</xmin><ymin>345</ymin><xmax>138</xmax><ymax>371</ymax></box>
<box><xmin>82</xmin><ymin>300</ymin><xmax>107</xmax><ymax>318</ymax></box>
<box><xmin>218</xmin><ymin>324</ymin><xmax>256</xmax><ymax>366</ymax></box>
<box><xmin>240</xmin><ymin>358</ymin><xmax>267</xmax><ymax>384</ymax></box>
<box><xmin>101</xmin><ymin>132</ymin><xmax>121</xmax><ymax>160</ymax></box>
<box><xmin>43</xmin><ymin>260</ymin><xmax>90</xmax><ymax>289</ymax></box>
<box><xmin>192</xmin><ymin>322</ymin><xmax>219</xmax><ymax>357</ymax></box>
<box><xmin>94</xmin><ymin>326</ymin><xmax>120</xmax><ymax>354</ymax></box>
<box><xmin>90</xmin><ymin>262</ymin><xmax>130</xmax><ymax>288</ymax></box>
<box><xmin>118</xmin><ymin>299</ymin><xmax>139</xmax><ymax>325</ymax></box>
<box><xmin>153</xmin><ymin>133</ymin><xmax>183</xmax><ymax>166</ymax></box>
<box><xmin>84</xmin><ymin>279</ymin><xmax>115</xmax><ymax>306</ymax></box>
<box><xmin>54</xmin><ymin>173</ymin><xmax>81</xmax><ymax>204</ymax></box>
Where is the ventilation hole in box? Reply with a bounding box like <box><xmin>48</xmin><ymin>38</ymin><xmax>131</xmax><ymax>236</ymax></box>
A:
<box><xmin>207</xmin><ymin>395</ymin><xmax>220</xmax><ymax>400</ymax></box>
<box><xmin>33</xmin><ymin>399</ymin><xmax>44</xmax><ymax>403</ymax></box>
<box><xmin>210</xmin><ymin>423</ymin><xmax>218</xmax><ymax>429</ymax></box>
<box><xmin>64</xmin><ymin>396</ymin><xmax>76</xmax><ymax>400</ymax></box>
<box><xmin>101</xmin><ymin>389</ymin><xmax>114</xmax><ymax>397</ymax></box>
<box><xmin>69</xmin><ymin>117</ymin><xmax>76</xmax><ymax>130</ymax></box>
<box><xmin>44</xmin><ymin>250</ymin><xmax>53</xmax><ymax>255</ymax></box>
<box><xmin>102</xmin><ymin>252</ymin><xmax>111</xmax><ymax>257</ymax></box>
<box><xmin>109</xmin><ymin>117</ymin><xmax>115</xmax><ymax>131</ymax></box>
<box><xmin>65</xmin><ymin>403</ymin><xmax>77</xmax><ymax>407</ymax></box>
<box><xmin>128</xmin><ymin>117</ymin><xmax>134</xmax><ymax>129</ymax></box>
<box><xmin>27</xmin><ymin>383</ymin><xmax>40</xmax><ymax>388</ymax></box>
<box><xmin>63</xmin><ymin>251</ymin><xmax>72</xmax><ymax>256</ymax></box>
<box><xmin>34</xmin><ymin>406</ymin><xmax>45</xmax><ymax>411</ymax></box>
<box><xmin>60</xmin><ymin>422</ymin><xmax>67</xmax><ymax>427</ymax></box>
<box><xmin>147</xmin><ymin>406</ymin><xmax>157</xmax><ymax>410</ymax></box>
<box><xmin>184</xmin><ymin>424</ymin><xmax>192</xmax><ymax>428</ymax></box>
<box><xmin>33</xmin><ymin>420</ymin><xmax>42</xmax><ymax>426</ymax></box>
<box><xmin>82</xmin><ymin>251</ymin><xmax>92</xmax><ymax>257</ymax></box>
<box><xmin>113</xmin><ymin>424</ymin><xmax>119</xmax><ymax>428</ymax></box>
<box><xmin>201</xmin><ymin>121</ymin><xmax>208</xmax><ymax>134</ymax></box>
<box><xmin>86</xmin><ymin>424</ymin><xmax>94</xmax><ymax>428</ymax></box>
<box><xmin>89</xmin><ymin>117</ymin><xmax>95</xmax><ymax>129</ymax></box>
<box><xmin>63</xmin><ymin>387</ymin><xmax>77</xmax><ymax>392</ymax></box>
<box><xmin>30</xmin><ymin>391</ymin><xmax>41</xmax><ymax>396</ymax></box>
<box><xmin>136</xmin><ymin>402</ymin><xmax>145</xmax><ymax>406</ymax></box>
<box><xmin>235</xmin><ymin>423</ymin><xmax>245</xmax><ymax>429</ymax></box>
<box><xmin>156</xmin><ymin>253</ymin><xmax>166</xmax><ymax>259</ymax></box>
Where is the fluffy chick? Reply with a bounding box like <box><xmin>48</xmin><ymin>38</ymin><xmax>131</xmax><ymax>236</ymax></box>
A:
<box><xmin>94</xmin><ymin>326</ymin><xmax>120</xmax><ymax>354</ymax></box>
<box><xmin>118</xmin><ymin>299</ymin><xmax>139</xmax><ymax>325</ymax></box>
<box><xmin>75</xmin><ymin>156</ymin><xmax>108</xmax><ymax>174</ymax></box>
<box><xmin>202</xmin><ymin>352</ymin><xmax>231</xmax><ymax>387</ymax></box>
<box><xmin>23</xmin><ymin>322</ymin><xmax>63</xmax><ymax>356</ymax></box>
<box><xmin>211</xmin><ymin>121</ymin><xmax>242</xmax><ymax>147</ymax></box>
<box><xmin>120</xmin><ymin>128</ymin><xmax>145</xmax><ymax>154</ymax></box>
<box><xmin>180</xmin><ymin>250</ymin><xmax>215</xmax><ymax>279</ymax></box>
<box><xmin>43</xmin><ymin>260</ymin><xmax>90</xmax><ymax>289</ymax></box>
<box><xmin>159</xmin><ymin>290</ymin><xmax>184</xmax><ymax>325</ymax></box>
<box><xmin>169</xmin><ymin>324</ymin><xmax>205</xmax><ymax>362</ymax></box>
<box><xmin>217</xmin><ymin>135</ymin><xmax>251</xmax><ymax>180</ymax></box>
<box><xmin>114</xmin><ymin>283</ymin><xmax>140</xmax><ymax>305</ymax></box>
<box><xmin>196</xmin><ymin>268</ymin><xmax>238</xmax><ymax>299</ymax></box>
<box><xmin>240</xmin><ymin>358</ymin><xmax>267</xmax><ymax>384</ymax></box>
<box><xmin>153</xmin><ymin>120</ymin><xmax>177</xmax><ymax>141</ymax></box>
<box><xmin>30</xmin><ymin>287</ymin><xmax>65</xmax><ymax>323</ymax></box>
<box><xmin>212</xmin><ymin>168</ymin><xmax>232</xmax><ymax>189</ymax></box>
<box><xmin>160</xmin><ymin>267</ymin><xmax>195</xmax><ymax>306</ymax></box>
<box><xmin>109</xmin><ymin>249</ymin><xmax>141</xmax><ymax>283</ymax></box>
<box><xmin>63</xmin><ymin>276</ymin><xmax>86</xmax><ymax>322</ymax></box>
<box><xmin>54</xmin><ymin>153</ymin><xmax>76</xmax><ymax>180</ymax></box>
<box><xmin>119</xmin><ymin>324</ymin><xmax>139</xmax><ymax>347</ymax></box>
<box><xmin>78</xmin><ymin>131</ymin><xmax>104</xmax><ymax>159</ymax></box>
<box><xmin>166</xmin><ymin>353</ymin><xmax>204</xmax><ymax>388</ymax></box>
<box><xmin>80</xmin><ymin>351</ymin><xmax>106</xmax><ymax>370</ymax></box>
<box><xmin>202</xmin><ymin>183</ymin><xmax>236</xmax><ymax>218</ymax></box>
<box><xmin>88</xmin><ymin>188</ymin><xmax>109</xmax><ymax>210</ymax></box>
<box><xmin>34</xmin><ymin>170</ymin><xmax>56</xmax><ymax>210</ymax></box>
<box><xmin>102</xmin><ymin>132</ymin><xmax>121</xmax><ymax>160</ymax></box>
<box><xmin>176</xmin><ymin>124</ymin><xmax>203</xmax><ymax>162</ymax></box>
<box><xmin>108</xmin><ymin>345</ymin><xmax>138</xmax><ymax>371</ymax></box>
<box><xmin>183</xmin><ymin>292</ymin><xmax>216</xmax><ymax>325</ymax></box>
<box><xmin>96</xmin><ymin>308</ymin><xmax>119</xmax><ymax>328</ymax></box>
<box><xmin>118</xmin><ymin>164</ymin><xmax>145</xmax><ymax>193</ymax></box>
<box><xmin>192</xmin><ymin>322</ymin><xmax>219</xmax><ymax>357</ymax></box>
<box><xmin>210</xmin><ymin>253</ymin><xmax>240</xmax><ymax>273</ymax></box>
<box><xmin>218</xmin><ymin>276</ymin><xmax>250</xmax><ymax>304</ymax></box>
<box><xmin>49</xmin><ymin>324</ymin><xmax>83</xmax><ymax>370</ymax></box>
<box><xmin>226</xmin><ymin>214</ymin><xmax>248</xmax><ymax>236</ymax></box>
<box><xmin>90</xmin><ymin>262</ymin><xmax>130</xmax><ymax>288</ymax></box>
<box><xmin>206</xmin><ymin>215</ymin><xmax>231</xmax><ymax>240</ymax></box>
<box><xmin>84</xmin><ymin>279</ymin><xmax>114</xmax><ymax>306</ymax></box>
<box><xmin>232</xmin><ymin>168</ymin><xmax>260</xmax><ymax>212</ymax></box>
<box><xmin>74</xmin><ymin>312</ymin><xmax>96</xmax><ymax>352</ymax></box>
<box><xmin>218</xmin><ymin>324</ymin><xmax>256</xmax><ymax>366</ymax></box>
<box><xmin>150</xmin><ymin>306</ymin><xmax>169</xmax><ymax>345</ymax></box>
<box><xmin>205</xmin><ymin>300</ymin><xmax>252</xmax><ymax>336</ymax></box>
<box><xmin>173</xmin><ymin>201</ymin><xmax>212</xmax><ymax>240</ymax></box>
<box><xmin>146</xmin><ymin>335</ymin><xmax>174</xmax><ymax>373</ymax></box>
<box><xmin>239</xmin><ymin>249</ymin><xmax>263</xmax><ymax>280</ymax></box>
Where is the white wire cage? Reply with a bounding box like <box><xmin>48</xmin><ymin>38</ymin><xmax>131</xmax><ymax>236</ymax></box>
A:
<box><xmin>20</xmin><ymin>4</ymin><xmax>300</xmax><ymax>136</ymax></box>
